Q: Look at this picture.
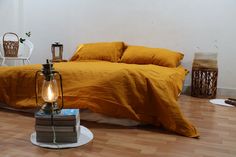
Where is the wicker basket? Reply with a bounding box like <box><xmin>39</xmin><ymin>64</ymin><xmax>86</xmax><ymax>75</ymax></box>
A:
<box><xmin>191</xmin><ymin>59</ymin><xmax>218</xmax><ymax>98</ymax></box>
<box><xmin>3</xmin><ymin>32</ymin><xmax>19</xmax><ymax>57</ymax></box>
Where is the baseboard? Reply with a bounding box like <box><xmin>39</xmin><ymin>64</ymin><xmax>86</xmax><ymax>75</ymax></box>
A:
<box><xmin>217</xmin><ymin>88</ymin><xmax>236</xmax><ymax>97</ymax></box>
<box><xmin>182</xmin><ymin>85</ymin><xmax>236</xmax><ymax>98</ymax></box>
<box><xmin>182</xmin><ymin>86</ymin><xmax>191</xmax><ymax>95</ymax></box>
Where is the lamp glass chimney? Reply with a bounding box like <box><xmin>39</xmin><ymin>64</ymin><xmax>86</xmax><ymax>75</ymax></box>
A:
<box><xmin>41</xmin><ymin>79</ymin><xmax>59</xmax><ymax>103</ymax></box>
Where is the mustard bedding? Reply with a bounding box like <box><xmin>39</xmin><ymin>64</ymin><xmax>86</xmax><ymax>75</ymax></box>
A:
<box><xmin>0</xmin><ymin>61</ymin><xmax>198</xmax><ymax>137</ymax></box>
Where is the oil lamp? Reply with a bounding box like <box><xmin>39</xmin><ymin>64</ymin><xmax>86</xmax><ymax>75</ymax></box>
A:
<box><xmin>35</xmin><ymin>59</ymin><xmax>64</xmax><ymax>114</ymax></box>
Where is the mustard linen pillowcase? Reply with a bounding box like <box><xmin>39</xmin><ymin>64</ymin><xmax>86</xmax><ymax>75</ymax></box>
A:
<box><xmin>70</xmin><ymin>42</ymin><xmax>125</xmax><ymax>62</ymax></box>
<box><xmin>121</xmin><ymin>46</ymin><xmax>184</xmax><ymax>67</ymax></box>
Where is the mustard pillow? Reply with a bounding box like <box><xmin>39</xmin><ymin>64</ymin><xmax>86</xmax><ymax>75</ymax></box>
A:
<box><xmin>120</xmin><ymin>46</ymin><xmax>184</xmax><ymax>67</ymax></box>
<box><xmin>70</xmin><ymin>42</ymin><xmax>125</xmax><ymax>62</ymax></box>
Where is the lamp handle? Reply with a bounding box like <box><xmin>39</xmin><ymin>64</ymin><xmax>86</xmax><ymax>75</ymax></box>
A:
<box><xmin>34</xmin><ymin>70</ymin><xmax>42</xmax><ymax>111</ymax></box>
<box><xmin>54</xmin><ymin>71</ymin><xmax>64</xmax><ymax>110</ymax></box>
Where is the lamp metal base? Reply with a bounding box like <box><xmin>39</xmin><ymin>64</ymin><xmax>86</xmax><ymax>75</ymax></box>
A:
<box><xmin>40</xmin><ymin>102</ymin><xmax>61</xmax><ymax>115</ymax></box>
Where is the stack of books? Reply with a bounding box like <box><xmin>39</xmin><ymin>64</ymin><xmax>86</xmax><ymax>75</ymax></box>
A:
<box><xmin>35</xmin><ymin>109</ymin><xmax>80</xmax><ymax>143</ymax></box>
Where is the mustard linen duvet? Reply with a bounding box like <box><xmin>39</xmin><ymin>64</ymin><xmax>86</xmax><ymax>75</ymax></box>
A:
<box><xmin>0</xmin><ymin>61</ymin><xmax>198</xmax><ymax>137</ymax></box>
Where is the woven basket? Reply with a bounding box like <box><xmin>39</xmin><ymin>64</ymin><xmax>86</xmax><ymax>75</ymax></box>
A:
<box><xmin>3</xmin><ymin>32</ymin><xmax>19</xmax><ymax>57</ymax></box>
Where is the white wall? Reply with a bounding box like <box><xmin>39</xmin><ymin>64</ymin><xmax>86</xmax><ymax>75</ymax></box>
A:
<box><xmin>0</xmin><ymin>0</ymin><xmax>24</xmax><ymax>65</ymax></box>
<box><xmin>23</xmin><ymin>0</ymin><xmax>74</xmax><ymax>63</ymax></box>
<box><xmin>0</xmin><ymin>0</ymin><xmax>19</xmax><ymax>35</ymax></box>
<box><xmin>1</xmin><ymin>0</ymin><xmax>236</xmax><ymax>89</ymax></box>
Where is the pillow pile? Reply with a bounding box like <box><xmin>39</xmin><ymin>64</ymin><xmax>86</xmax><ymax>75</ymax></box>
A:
<box><xmin>70</xmin><ymin>42</ymin><xmax>184</xmax><ymax>68</ymax></box>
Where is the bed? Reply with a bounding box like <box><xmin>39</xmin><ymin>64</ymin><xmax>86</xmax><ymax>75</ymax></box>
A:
<box><xmin>0</xmin><ymin>42</ymin><xmax>198</xmax><ymax>137</ymax></box>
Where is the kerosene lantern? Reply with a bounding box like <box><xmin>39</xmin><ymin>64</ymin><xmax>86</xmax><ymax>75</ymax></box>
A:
<box><xmin>35</xmin><ymin>59</ymin><xmax>64</xmax><ymax>114</ymax></box>
<box><xmin>51</xmin><ymin>42</ymin><xmax>63</xmax><ymax>62</ymax></box>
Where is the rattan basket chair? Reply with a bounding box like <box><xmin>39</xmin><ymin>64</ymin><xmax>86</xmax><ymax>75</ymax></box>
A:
<box><xmin>0</xmin><ymin>32</ymin><xmax>34</xmax><ymax>66</ymax></box>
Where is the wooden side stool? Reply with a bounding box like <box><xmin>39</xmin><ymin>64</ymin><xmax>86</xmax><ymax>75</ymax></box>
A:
<box><xmin>191</xmin><ymin>53</ymin><xmax>218</xmax><ymax>98</ymax></box>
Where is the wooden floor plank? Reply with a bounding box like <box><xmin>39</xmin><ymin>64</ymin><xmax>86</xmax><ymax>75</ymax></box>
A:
<box><xmin>0</xmin><ymin>95</ymin><xmax>236</xmax><ymax>157</ymax></box>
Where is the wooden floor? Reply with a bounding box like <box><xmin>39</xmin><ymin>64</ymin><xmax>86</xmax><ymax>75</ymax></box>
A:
<box><xmin>0</xmin><ymin>95</ymin><xmax>236</xmax><ymax>157</ymax></box>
